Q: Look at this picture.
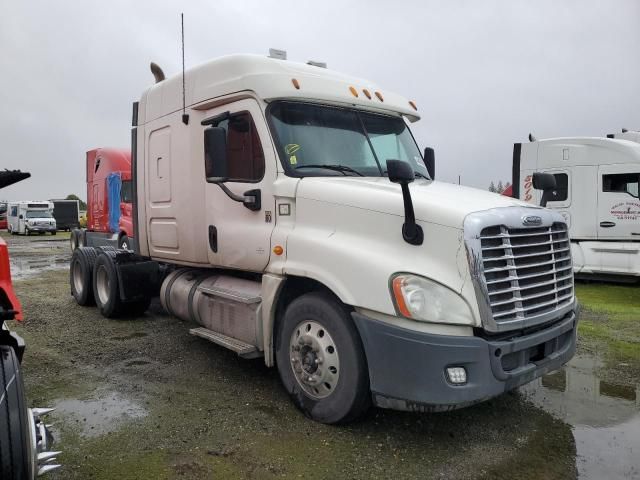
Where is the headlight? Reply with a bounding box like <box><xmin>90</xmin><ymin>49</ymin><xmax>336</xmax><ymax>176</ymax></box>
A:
<box><xmin>390</xmin><ymin>274</ymin><xmax>473</xmax><ymax>325</ymax></box>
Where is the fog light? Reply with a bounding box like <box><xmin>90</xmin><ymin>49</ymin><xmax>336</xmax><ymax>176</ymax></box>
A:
<box><xmin>446</xmin><ymin>367</ymin><xmax>467</xmax><ymax>385</ymax></box>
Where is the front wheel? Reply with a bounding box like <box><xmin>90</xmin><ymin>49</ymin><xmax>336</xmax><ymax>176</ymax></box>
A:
<box><xmin>275</xmin><ymin>292</ymin><xmax>371</xmax><ymax>424</ymax></box>
<box><xmin>0</xmin><ymin>346</ymin><xmax>29</xmax><ymax>479</ymax></box>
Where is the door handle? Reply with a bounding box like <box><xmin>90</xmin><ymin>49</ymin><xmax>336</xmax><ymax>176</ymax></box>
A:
<box><xmin>208</xmin><ymin>225</ymin><xmax>217</xmax><ymax>252</ymax></box>
<box><xmin>600</xmin><ymin>221</ymin><xmax>616</xmax><ymax>228</ymax></box>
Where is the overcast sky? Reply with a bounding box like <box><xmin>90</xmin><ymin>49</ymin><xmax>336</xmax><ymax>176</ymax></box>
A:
<box><xmin>1</xmin><ymin>0</ymin><xmax>638</xmax><ymax>201</ymax></box>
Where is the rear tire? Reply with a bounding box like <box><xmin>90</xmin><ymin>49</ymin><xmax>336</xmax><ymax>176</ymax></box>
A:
<box><xmin>51</xmin><ymin>231</ymin><xmax>56</xmax><ymax>236</ymax></box>
<box><xmin>0</xmin><ymin>345</ymin><xmax>30</xmax><ymax>480</ymax></box>
<box><xmin>93</xmin><ymin>251</ymin><xmax>123</xmax><ymax>318</ymax></box>
<box><xmin>70</xmin><ymin>229</ymin><xmax>79</xmax><ymax>251</ymax></box>
<box><xmin>70</xmin><ymin>247</ymin><xmax>98</xmax><ymax>306</ymax></box>
<box><xmin>275</xmin><ymin>292</ymin><xmax>371</xmax><ymax>424</ymax></box>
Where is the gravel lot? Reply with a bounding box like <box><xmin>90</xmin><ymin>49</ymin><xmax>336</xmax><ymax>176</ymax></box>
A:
<box><xmin>5</xmin><ymin>233</ymin><xmax>639</xmax><ymax>479</ymax></box>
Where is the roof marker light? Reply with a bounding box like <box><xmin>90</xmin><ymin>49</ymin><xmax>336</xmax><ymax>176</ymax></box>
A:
<box><xmin>409</xmin><ymin>100</ymin><xmax>418</xmax><ymax>111</ymax></box>
<box><xmin>363</xmin><ymin>89</ymin><xmax>372</xmax><ymax>99</ymax></box>
<box><xmin>375</xmin><ymin>91</ymin><xmax>384</xmax><ymax>102</ymax></box>
<box><xmin>292</xmin><ymin>78</ymin><xmax>300</xmax><ymax>89</ymax></box>
<box><xmin>349</xmin><ymin>86</ymin><xmax>359</xmax><ymax>98</ymax></box>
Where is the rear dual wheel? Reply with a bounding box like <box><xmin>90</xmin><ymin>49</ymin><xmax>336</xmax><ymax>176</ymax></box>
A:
<box><xmin>70</xmin><ymin>247</ymin><xmax>98</xmax><ymax>306</ymax></box>
<box><xmin>275</xmin><ymin>292</ymin><xmax>371</xmax><ymax>424</ymax></box>
<box><xmin>92</xmin><ymin>252</ymin><xmax>150</xmax><ymax>318</ymax></box>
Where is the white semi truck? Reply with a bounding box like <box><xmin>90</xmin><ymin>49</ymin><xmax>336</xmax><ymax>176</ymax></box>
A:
<box><xmin>512</xmin><ymin>136</ymin><xmax>640</xmax><ymax>281</ymax></box>
<box><xmin>70</xmin><ymin>52</ymin><xmax>579</xmax><ymax>423</ymax></box>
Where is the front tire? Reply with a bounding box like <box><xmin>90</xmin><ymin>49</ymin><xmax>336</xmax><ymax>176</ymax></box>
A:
<box><xmin>275</xmin><ymin>292</ymin><xmax>371</xmax><ymax>424</ymax></box>
<box><xmin>0</xmin><ymin>346</ymin><xmax>30</xmax><ymax>480</ymax></box>
<box><xmin>70</xmin><ymin>247</ymin><xmax>98</xmax><ymax>306</ymax></box>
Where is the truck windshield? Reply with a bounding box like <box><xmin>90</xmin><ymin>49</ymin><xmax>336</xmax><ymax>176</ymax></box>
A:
<box><xmin>26</xmin><ymin>211</ymin><xmax>52</xmax><ymax>218</ymax></box>
<box><xmin>269</xmin><ymin>102</ymin><xmax>428</xmax><ymax>178</ymax></box>
<box><xmin>121</xmin><ymin>180</ymin><xmax>133</xmax><ymax>203</ymax></box>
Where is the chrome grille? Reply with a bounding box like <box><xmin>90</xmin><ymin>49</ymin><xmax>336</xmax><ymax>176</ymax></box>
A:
<box><xmin>479</xmin><ymin>222</ymin><xmax>573</xmax><ymax>324</ymax></box>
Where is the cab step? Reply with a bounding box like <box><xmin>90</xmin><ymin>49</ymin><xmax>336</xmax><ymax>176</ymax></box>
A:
<box><xmin>189</xmin><ymin>327</ymin><xmax>262</xmax><ymax>359</ymax></box>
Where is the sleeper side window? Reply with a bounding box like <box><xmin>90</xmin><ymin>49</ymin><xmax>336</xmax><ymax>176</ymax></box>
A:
<box><xmin>549</xmin><ymin>173</ymin><xmax>568</xmax><ymax>202</ymax></box>
<box><xmin>603</xmin><ymin>173</ymin><xmax>639</xmax><ymax>198</ymax></box>
<box><xmin>215</xmin><ymin>112</ymin><xmax>265</xmax><ymax>183</ymax></box>
<box><xmin>11</xmin><ymin>206</ymin><xmax>17</xmax><ymax>216</ymax></box>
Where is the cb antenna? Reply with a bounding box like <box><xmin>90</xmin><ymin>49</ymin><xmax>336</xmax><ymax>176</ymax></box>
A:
<box><xmin>181</xmin><ymin>13</ymin><xmax>189</xmax><ymax>125</ymax></box>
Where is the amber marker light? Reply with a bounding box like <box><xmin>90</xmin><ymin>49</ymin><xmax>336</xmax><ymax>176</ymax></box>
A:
<box><xmin>409</xmin><ymin>100</ymin><xmax>418</xmax><ymax>111</ymax></box>
<box><xmin>375</xmin><ymin>91</ymin><xmax>384</xmax><ymax>102</ymax></box>
<box><xmin>291</xmin><ymin>78</ymin><xmax>300</xmax><ymax>89</ymax></box>
<box><xmin>273</xmin><ymin>245</ymin><xmax>284</xmax><ymax>256</ymax></box>
<box><xmin>349</xmin><ymin>86</ymin><xmax>359</xmax><ymax>97</ymax></box>
<box><xmin>363</xmin><ymin>88</ymin><xmax>372</xmax><ymax>99</ymax></box>
<box><xmin>392</xmin><ymin>276</ymin><xmax>411</xmax><ymax>318</ymax></box>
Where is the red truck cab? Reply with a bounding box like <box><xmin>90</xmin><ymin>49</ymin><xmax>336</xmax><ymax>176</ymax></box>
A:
<box><xmin>83</xmin><ymin>148</ymin><xmax>133</xmax><ymax>248</ymax></box>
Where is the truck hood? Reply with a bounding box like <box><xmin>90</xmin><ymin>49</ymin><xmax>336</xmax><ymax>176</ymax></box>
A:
<box><xmin>296</xmin><ymin>177</ymin><xmax>536</xmax><ymax>229</ymax></box>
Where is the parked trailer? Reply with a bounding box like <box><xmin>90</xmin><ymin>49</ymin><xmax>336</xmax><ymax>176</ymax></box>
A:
<box><xmin>8</xmin><ymin>201</ymin><xmax>57</xmax><ymax>236</ymax></box>
<box><xmin>70</xmin><ymin>52</ymin><xmax>579</xmax><ymax>424</ymax></box>
<box><xmin>511</xmin><ymin>136</ymin><xmax>640</xmax><ymax>281</ymax></box>
<box><xmin>50</xmin><ymin>199</ymin><xmax>80</xmax><ymax>231</ymax></box>
<box><xmin>70</xmin><ymin>148</ymin><xmax>133</xmax><ymax>251</ymax></box>
<box><xmin>0</xmin><ymin>170</ymin><xmax>60</xmax><ymax>478</ymax></box>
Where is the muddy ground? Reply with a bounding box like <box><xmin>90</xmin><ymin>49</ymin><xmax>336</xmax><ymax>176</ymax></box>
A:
<box><xmin>5</xmin><ymin>233</ymin><xmax>640</xmax><ymax>479</ymax></box>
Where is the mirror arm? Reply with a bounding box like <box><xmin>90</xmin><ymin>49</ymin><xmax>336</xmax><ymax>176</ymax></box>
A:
<box><xmin>214</xmin><ymin>181</ymin><xmax>261</xmax><ymax>211</ymax></box>
<box><xmin>400</xmin><ymin>183</ymin><xmax>424</xmax><ymax>245</ymax></box>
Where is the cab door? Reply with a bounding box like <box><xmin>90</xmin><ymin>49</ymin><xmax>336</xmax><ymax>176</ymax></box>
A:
<box><xmin>203</xmin><ymin>99</ymin><xmax>277</xmax><ymax>272</ymax></box>
<box><xmin>597</xmin><ymin>164</ymin><xmax>640</xmax><ymax>239</ymax></box>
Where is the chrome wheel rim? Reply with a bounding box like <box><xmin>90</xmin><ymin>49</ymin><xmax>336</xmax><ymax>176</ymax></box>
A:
<box><xmin>289</xmin><ymin>320</ymin><xmax>340</xmax><ymax>399</ymax></box>
<box><xmin>96</xmin><ymin>265</ymin><xmax>110</xmax><ymax>305</ymax></box>
<box><xmin>72</xmin><ymin>260</ymin><xmax>84</xmax><ymax>296</ymax></box>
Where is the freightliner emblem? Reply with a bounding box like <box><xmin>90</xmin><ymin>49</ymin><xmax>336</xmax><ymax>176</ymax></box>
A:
<box><xmin>522</xmin><ymin>215</ymin><xmax>542</xmax><ymax>226</ymax></box>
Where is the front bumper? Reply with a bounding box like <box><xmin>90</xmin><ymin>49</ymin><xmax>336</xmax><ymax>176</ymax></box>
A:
<box><xmin>352</xmin><ymin>309</ymin><xmax>578</xmax><ymax>412</ymax></box>
<box><xmin>26</xmin><ymin>226</ymin><xmax>56</xmax><ymax>232</ymax></box>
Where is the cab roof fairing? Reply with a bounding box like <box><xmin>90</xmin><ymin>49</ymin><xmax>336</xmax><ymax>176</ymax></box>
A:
<box><xmin>137</xmin><ymin>54</ymin><xmax>421</xmax><ymax>125</ymax></box>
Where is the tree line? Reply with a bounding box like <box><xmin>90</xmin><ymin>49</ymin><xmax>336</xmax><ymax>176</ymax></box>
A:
<box><xmin>488</xmin><ymin>181</ymin><xmax>511</xmax><ymax>194</ymax></box>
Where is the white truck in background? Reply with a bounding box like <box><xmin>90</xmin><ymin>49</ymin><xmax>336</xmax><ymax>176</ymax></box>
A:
<box><xmin>512</xmin><ymin>136</ymin><xmax>640</xmax><ymax>281</ymax></box>
<box><xmin>8</xmin><ymin>201</ymin><xmax>57</xmax><ymax>236</ymax></box>
<box><xmin>70</xmin><ymin>51</ymin><xmax>579</xmax><ymax>423</ymax></box>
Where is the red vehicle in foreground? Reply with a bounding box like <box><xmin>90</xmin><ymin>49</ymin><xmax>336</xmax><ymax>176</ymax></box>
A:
<box><xmin>71</xmin><ymin>148</ymin><xmax>133</xmax><ymax>251</ymax></box>
<box><xmin>0</xmin><ymin>170</ymin><xmax>60</xmax><ymax>479</ymax></box>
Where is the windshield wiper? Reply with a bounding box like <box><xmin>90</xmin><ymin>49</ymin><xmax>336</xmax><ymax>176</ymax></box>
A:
<box><xmin>295</xmin><ymin>164</ymin><xmax>364</xmax><ymax>177</ymax></box>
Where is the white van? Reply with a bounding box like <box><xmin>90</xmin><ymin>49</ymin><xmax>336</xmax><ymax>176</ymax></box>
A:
<box><xmin>8</xmin><ymin>201</ymin><xmax>57</xmax><ymax>235</ymax></box>
<box><xmin>512</xmin><ymin>137</ymin><xmax>640</xmax><ymax>280</ymax></box>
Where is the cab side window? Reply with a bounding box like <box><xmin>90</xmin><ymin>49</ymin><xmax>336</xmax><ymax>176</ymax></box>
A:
<box><xmin>603</xmin><ymin>173</ymin><xmax>639</xmax><ymax>198</ymax></box>
<box><xmin>216</xmin><ymin>112</ymin><xmax>265</xmax><ymax>182</ymax></box>
<box><xmin>11</xmin><ymin>206</ymin><xmax>17</xmax><ymax>216</ymax></box>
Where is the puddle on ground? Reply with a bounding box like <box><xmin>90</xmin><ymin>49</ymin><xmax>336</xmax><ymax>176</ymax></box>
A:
<box><xmin>521</xmin><ymin>354</ymin><xmax>640</xmax><ymax>480</ymax></box>
<box><xmin>54</xmin><ymin>391</ymin><xmax>147</xmax><ymax>438</ymax></box>
<box><xmin>10</xmin><ymin>255</ymin><xmax>70</xmax><ymax>279</ymax></box>
<box><xmin>7</xmin><ymin>237</ymin><xmax>71</xmax><ymax>279</ymax></box>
